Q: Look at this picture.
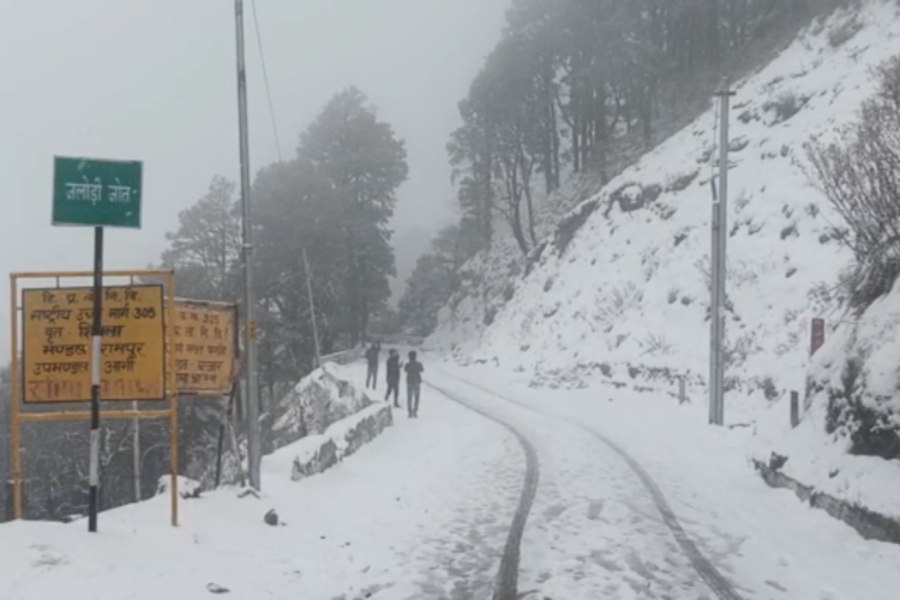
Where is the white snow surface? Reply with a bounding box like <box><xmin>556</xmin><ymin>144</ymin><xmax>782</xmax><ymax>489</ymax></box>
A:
<box><xmin>430</xmin><ymin>0</ymin><xmax>900</xmax><ymax>519</ymax></box>
<box><xmin>4</xmin><ymin>358</ymin><xmax>900</xmax><ymax>598</ymax></box>
<box><xmin>0</xmin><ymin>363</ymin><xmax>522</xmax><ymax>600</ymax></box>
<box><xmin>273</xmin><ymin>362</ymin><xmax>372</xmax><ymax>439</ymax></box>
<box><xmin>747</xmin><ymin>275</ymin><xmax>900</xmax><ymax>519</ymax></box>
<box><xmin>432</xmin><ymin>359</ymin><xmax>900</xmax><ymax>600</ymax></box>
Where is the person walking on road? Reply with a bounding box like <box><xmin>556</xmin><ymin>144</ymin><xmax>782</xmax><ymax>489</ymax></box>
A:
<box><xmin>404</xmin><ymin>351</ymin><xmax>424</xmax><ymax>418</ymax></box>
<box><xmin>384</xmin><ymin>349</ymin><xmax>402</xmax><ymax>407</ymax></box>
<box><xmin>365</xmin><ymin>343</ymin><xmax>381</xmax><ymax>390</ymax></box>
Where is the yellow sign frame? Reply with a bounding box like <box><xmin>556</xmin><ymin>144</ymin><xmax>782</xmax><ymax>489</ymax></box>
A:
<box><xmin>8</xmin><ymin>269</ymin><xmax>179</xmax><ymax>526</ymax></box>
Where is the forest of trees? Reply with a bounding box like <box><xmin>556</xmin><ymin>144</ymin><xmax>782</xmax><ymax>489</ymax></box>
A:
<box><xmin>399</xmin><ymin>0</ymin><xmax>835</xmax><ymax>336</ymax></box>
<box><xmin>448</xmin><ymin>0</ymin><xmax>827</xmax><ymax>258</ymax></box>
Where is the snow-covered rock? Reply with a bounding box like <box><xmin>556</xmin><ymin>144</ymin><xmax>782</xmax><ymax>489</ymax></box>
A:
<box><xmin>267</xmin><ymin>363</ymin><xmax>373</xmax><ymax>453</ymax></box>
<box><xmin>156</xmin><ymin>475</ymin><xmax>202</xmax><ymax>499</ymax></box>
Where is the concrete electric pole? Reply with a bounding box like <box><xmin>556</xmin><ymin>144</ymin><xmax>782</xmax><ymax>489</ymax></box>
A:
<box><xmin>710</xmin><ymin>83</ymin><xmax>734</xmax><ymax>426</ymax></box>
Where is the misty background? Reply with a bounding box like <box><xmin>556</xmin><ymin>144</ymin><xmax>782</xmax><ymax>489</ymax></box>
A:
<box><xmin>0</xmin><ymin>0</ymin><xmax>510</xmax><ymax>359</ymax></box>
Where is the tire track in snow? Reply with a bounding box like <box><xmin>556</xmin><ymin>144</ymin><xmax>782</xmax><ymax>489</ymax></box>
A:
<box><xmin>425</xmin><ymin>381</ymin><xmax>539</xmax><ymax>600</ymax></box>
<box><xmin>439</xmin><ymin>371</ymin><xmax>745</xmax><ymax>600</ymax></box>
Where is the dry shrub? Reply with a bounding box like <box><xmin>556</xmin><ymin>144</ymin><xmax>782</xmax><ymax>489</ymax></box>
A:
<box><xmin>805</xmin><ymin>56</ymin><xmax>900</xmax><ymax>310</ymax></box>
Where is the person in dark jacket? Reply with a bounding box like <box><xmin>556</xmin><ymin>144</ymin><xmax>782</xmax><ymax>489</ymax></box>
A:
<box><xmin>384</xmin><ymin>349</ymin><xmax>402</xmax><ymax>407</ymax></box>
<box><xmin>404</xmin><ymin>351</ymin><xmax>424</xmax><ymax>418</ymax></box>
<box><xmin>365</xmin><ymin>343</ymin><xmax>380</xmax><ymax>389</ymax></box>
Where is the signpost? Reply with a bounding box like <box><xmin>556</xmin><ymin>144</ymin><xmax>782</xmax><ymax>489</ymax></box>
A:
<box><xmin>9</xmin><ymin>270</ymin><xmax>179</xmax><ymax>529</ymax></box>
<box><xmin>170</xmin><ymin>299</ymin><xmax>242</xmax><ymax>491</ymax></box>
<box><xmin>52</xmin><ymin>157</ymin><xmax>142</xmax><ymax>228</ymax></box>
<box><xmin>172</xmin><ymin>300</ymin><xmax>238</xmax><ymax>396</ymax></box>
<box><xmin>52</xmin><ymin>156</ymin><xmax>143</xmax><ymax>532</ymax></box>
<box><xmin>22</xmin><ymin>285</ymin><xmax>165</xmax><ymax>403</ymax></box>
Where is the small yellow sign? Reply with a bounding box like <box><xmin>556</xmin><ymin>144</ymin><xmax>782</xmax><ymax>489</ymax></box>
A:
<box><xmin>22</xmin><ymin>285</ymin><xmax>166</xmax><ymax>403</ymax></box>
<box><xmin>172</xmin><ymin>301</ymin><xmax>237</xmax><ymax>395</ymax></box>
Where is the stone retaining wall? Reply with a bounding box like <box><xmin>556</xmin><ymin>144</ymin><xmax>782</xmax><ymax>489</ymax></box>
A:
<box><xmin>754</xmin><ymin>460</ymin><xmax>900</xmax><ymax>545</ymax></box>
<box><xmin>291</xmin><ymin>404</ymin><xmax>394</xmax><ymax>480</ymax></box>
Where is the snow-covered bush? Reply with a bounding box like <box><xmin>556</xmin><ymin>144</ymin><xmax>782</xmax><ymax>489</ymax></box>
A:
<box><xmin>809</xmin><ymin>274</ymin><xmax>900</xmax><ymax>459</ymax></box>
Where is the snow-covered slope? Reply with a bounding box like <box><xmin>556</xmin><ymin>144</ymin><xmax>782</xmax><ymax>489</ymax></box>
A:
<box><xmin>433</xmin><ymin>1</ymin><xmax>900</xmax><ymax>411</ymax></box>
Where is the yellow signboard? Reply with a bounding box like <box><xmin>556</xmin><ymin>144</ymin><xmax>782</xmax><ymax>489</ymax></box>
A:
<box><xmin>22</xmin><ymin>285</ymin><xmax>166</xmax><ymax>403</ymax></box>
<box><xmin>172</xmin><ymin>300</ymin><xmax>237</xmax><ymax>395</ymax></box>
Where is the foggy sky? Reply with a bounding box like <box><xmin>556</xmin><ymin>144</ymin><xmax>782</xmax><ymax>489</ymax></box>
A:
<box><xmin>0</xmin><ymin>0</ymin><xmax>510</xmax><ymax>359</ymax></box>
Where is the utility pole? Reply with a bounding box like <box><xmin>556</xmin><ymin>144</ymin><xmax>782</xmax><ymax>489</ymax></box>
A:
<box><xmin>302</xmin><ymin>248</ymin><xmax>322</xmax><ymax>369</ymax></box>
<box><xmin>234</xmin><ymin>0</ymin><xmax>261</xmax><ymax>490</ymax></box>
<box><xmin>710</xmin><ymin>82</ymin><xmax>735</xmax><ymax>426</ymax></box>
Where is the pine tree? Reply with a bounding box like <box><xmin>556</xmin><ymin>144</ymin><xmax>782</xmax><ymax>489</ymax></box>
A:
<box><xmin>299</xmin><ymin>87</ymin><xmax>409</xmax><ymax>343</ymax></box>
<box><xmin>161</xmin><ymin>176</ymin><xmax>241</xmax><ymax>302</ymax></box>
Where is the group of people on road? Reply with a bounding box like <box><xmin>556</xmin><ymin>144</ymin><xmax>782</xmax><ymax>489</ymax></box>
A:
<box><xmin>365</xmin><ymin>343</ymin><xmax>424</xmax><ymax>418</ymax></box>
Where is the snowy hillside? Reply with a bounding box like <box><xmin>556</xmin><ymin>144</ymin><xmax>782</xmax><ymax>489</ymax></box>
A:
<box><xmin>433</xmin><ymin>1</ymin><xmax>900</xmax><ymax>411</ymax></box>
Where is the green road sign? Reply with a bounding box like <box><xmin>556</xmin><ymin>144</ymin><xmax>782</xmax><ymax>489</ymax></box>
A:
<box><xmin>52</xmin><ymin>156</ymin><xmax>143</xmax><ymax>228</ymax></box>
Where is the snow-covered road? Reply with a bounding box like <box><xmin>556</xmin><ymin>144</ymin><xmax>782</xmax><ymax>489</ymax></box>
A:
<box><xmin>430</xmin><ymin>369</ymin><xmax>740</xmax><ymax>599</ymax></box>
<box><xmin>434</xmin><ymin>359</ymin><xmax>900</xmax><ymax>600</ymax></box>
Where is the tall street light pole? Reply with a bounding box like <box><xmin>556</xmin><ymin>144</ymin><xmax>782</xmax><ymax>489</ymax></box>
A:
<box><xmin>234</xmin><ymin>0</ymin><xmax>261</xmax><ymax>490</ymax></box>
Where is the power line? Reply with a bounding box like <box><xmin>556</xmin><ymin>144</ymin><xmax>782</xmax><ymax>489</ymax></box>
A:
<box><xmin>251</xmin><ymin>0</ymin><xmax>284</xmax><ymax>163</ymax></box>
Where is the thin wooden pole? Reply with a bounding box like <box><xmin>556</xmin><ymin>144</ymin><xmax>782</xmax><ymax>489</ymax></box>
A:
<box><xmin>10</xmin><ymin>275</ymin><xmax>22</xmax><ymax>519</ymax></box>
<box><xmin>302</xmin><ymin>249</ymin><xmax>322</xmax><ymax>369</ymax></box>
<box><xmin>166</xmin><ymin>271</ymin><xmax>179</xmax><ymax>527</ymax></box>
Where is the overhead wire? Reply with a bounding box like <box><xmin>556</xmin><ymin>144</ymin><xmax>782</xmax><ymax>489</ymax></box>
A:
<box><xmin>250</xmin><ymin>0</ymin><xmax>284</xmax><ymax>163</ymax></box>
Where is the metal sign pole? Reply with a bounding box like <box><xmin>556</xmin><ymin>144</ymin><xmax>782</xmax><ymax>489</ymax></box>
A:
<box><xmin>88</xmin><ymin>226</ymin><xmax>104</xmax><ymax>532</ymax></box>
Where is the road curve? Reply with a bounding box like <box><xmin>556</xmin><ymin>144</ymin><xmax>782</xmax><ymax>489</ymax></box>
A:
<box><xmin>439</xmin><ymin>370</ymin><xmax>746</xmax><ymax>600</ymax></box>
<box><xmin>425</xmin><ymin>381</ymin><xmax>540</xmax><ymax>600</ymax></box>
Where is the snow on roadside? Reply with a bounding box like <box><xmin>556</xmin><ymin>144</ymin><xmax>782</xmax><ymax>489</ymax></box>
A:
<box><xmin>747</xmin><ymin>277</ymin><xmax>900</xmax><ymax>520</ymax></box>
<box><xmin>0</xmin><ymin>362</ymin><xmax>522</xmax><ymax>600</ymax></box>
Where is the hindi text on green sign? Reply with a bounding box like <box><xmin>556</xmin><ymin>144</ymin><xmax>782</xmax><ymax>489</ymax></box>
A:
<box><xmin>52</xmin><ymin>156</ymin><xmax>143</xmax><ymax>228</ymax></box>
